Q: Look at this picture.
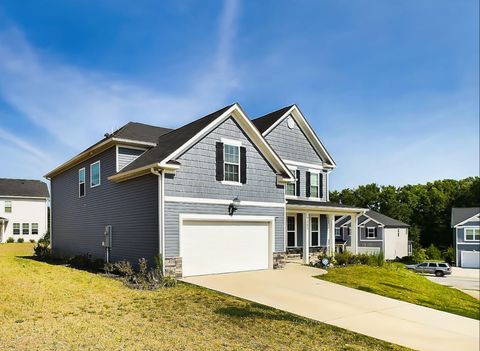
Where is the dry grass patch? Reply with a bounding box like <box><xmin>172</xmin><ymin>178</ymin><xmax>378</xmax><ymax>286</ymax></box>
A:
<box><xmin>0</xmin><ymin>244</ymin><xmax>410</xmax><ymax>350</ymax></box>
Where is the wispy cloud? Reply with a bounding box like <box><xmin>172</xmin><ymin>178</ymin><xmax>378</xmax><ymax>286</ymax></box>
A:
<box><xmin>0</xmin><ymin>0</ymin><xmax>240</xmax><ymax>179</ymax></box>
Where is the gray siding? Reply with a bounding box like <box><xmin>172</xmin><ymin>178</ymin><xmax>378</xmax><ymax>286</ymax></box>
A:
<box><xmin>165</xmin><ymin>117</ymin><xmax>284</xmax><ymax>203</ymax></box>
<box><xmin>264</xmin><ymin>115</ymin><xmax>323</xmax><ymax>165</ymax></box>
<box><xmin>292</xmin><ymin>213</ymin><xmax>327</xmax><ymax>247</ymax></box>
<box><xmin>358</xmin><ymin>222</ymin><xmax>383</xmax><ymax>249</ymax></box>
<box><xmin>164</xmin><ymin>202</ymin><xmax>284</xmax><ymax>256</ymax></box>
<box><xmin>51</xmin><ymin>146</ymin><xmax>159</xmax><ymax>265</ymax></box>
<box><xmin>118</xmin><ymin>147</ymin><xmax>146</xmax><ymax>171</ymax></box>
<box><xmin>455</xmin><ymin>221</ymin><xmax>480</xmax><ymax>266</ymax></box>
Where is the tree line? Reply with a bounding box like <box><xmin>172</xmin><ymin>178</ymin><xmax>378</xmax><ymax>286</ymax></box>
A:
<box><xmin>330</xmin><ymin>177</ymin><xmax>480</xmax><ymax>249</ymax></box>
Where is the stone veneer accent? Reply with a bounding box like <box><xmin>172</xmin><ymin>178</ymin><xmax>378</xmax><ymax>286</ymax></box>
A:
<box><xmin>273</xmin><ymin>252</ymin><xmax>286</xmax><ymax>269</ymax></box>
<box><xmin>165</xmin><ymin>257</ymin><xmax>183</xmax><ymax>279</ymax></box>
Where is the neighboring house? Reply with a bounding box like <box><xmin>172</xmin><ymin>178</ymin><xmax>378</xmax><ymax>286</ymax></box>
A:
<box><xmin>0</xmin><ymin>178</ymin><xmax>50</xmax><ymax>243</ymax></box>
<box><xmin>46</xmin><ymin>103</ymin><xmax>365</xmax><ymax>278</ymax></box>
<box><xmin>451</xmin><ymin>207</ymin><xmax>480</xmax><ymax>268</ymax></box>
<box><xmin>335</xmin><ymin>210</ymin><xmax>410</xmax><ymax>259</ymax></box>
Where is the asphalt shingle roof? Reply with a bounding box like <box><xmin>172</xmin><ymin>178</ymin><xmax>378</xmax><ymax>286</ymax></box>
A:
<box><xmin>451</xmin><ymin>207</ymin><xmax>480</xmax><ymax>227</ymax></box>
<box><xmin>0</xmin><ymin>178</ymin><xmax>50</xmax><ymax>198</ymax></box>
<box><xmin>364</xmin><ymin>210</ymin><xmax>410</xmax><ymax>228</ymax></box>
<box><xmin>252</xmin><ymin>105</ymin><xmax>294</xmax><ymax>133</ymax></box>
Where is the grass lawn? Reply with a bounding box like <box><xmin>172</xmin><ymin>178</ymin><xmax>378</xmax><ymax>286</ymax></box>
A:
<box><xmin>0</xmin><ymin>243</ymin><xmax>409</xmax><ymax>351</ymax></box>
<box><xmin>318</xmin><ymin>263</ymin><xmax>480</xmax><ymax>320</ymax></box>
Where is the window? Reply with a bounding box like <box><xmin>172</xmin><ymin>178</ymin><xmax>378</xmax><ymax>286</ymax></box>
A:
<box><xmin>32</xmin><ymin>223</ymin><xmax>39</xmax><ymax>235</ymax></box>
<box><xmin>22</xmin><ymin>223</ymin><xmax>29</xmax><ymax>235</ymax></box>
<box><xmin>286</xmin><ymin>168</ymin><xmax>297</xmax><ymax>196</ymax></box>
<box><xmin>438</xmin><ymin>263</ymin><xmax>448</xmax><ymax>268</ymax></box>
<box><xmin>366</xmin><ymin>227</ymin><xmax>376</xmax><ymax>238</ymax></box>
<box><xmin>465</xmin><ymin>228</ymin><xmax>480</xmax><ymax>241</ymax></box>
<box><xmin>224</xmin><ymin>144</ymin><xmax>240</xmax><ymax>182</ymax></box>
<box><xmin>90</xmin><ymin>161</ymin><xmax>101</xmax><ymax>187</ymax></box>
<box><xmin>311</xmin><ymin>217</ymin><xmax>320</xmax><ymax>246</ymax></box>
<box><xmin>79</xmin><ymin>168</ymin><xmax>86</xmax><ymax>197</ymax></box>
<box><xmin>310</xmin><ymin>173</ymin><xmax>319</xmax><ymax>198</ymax></box>
<box><xmin>335</xmin><ymin>228</ymin><xmax>341</xmax><ymax>237</ymax></box>
<box><xmin>13</xmin><ymin>223</ymin><xmax>20</xmax><ymax>235</ymax></box>
<box><xmin>418</xmin><ymin>263</ymin><xmax>428</xmax><ymax>267</ymax></box>
<box><xmin>427</xmin><ymin>263</ymin><xmax>437</xmax><ymax>268</ymax></box>
<box><xmin>4</xmin><ymin>200</ymin><xmax>12</xmax><ymax>213</ymax></box>
<box><xmin>344</xmin><ymin>227</ymin><xmax>351</xmax><ymax>237</ymax></box>
<box><xmin>287</xmin><ymin>216</ymin><xmax>296</xmax><ymax>247</ymax></box>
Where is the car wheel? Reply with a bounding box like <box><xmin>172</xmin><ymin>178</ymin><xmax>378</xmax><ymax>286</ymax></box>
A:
<box><xmin>435</xmin><ymin>271</ymin><xmax>444</xmax><ymax>277</ymax></box>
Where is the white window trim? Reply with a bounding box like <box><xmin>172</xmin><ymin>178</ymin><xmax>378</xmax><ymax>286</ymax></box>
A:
<box><xmin>223</xmin><ymin>142</ymin><xmax>241</xmax><ymax>184</ymax></box>
<box><xmin>79</xmin><ymin>167</ymin><xmax>86</xmax><ymax>197</ymax></box>
<box><xmin>13</xmin><ymin>223</ymin><xmax>20</xmax><ymax>235</ymax></box>
<box><xmin>31</xmin><ymin>223</ymin><xmax>39</xmax><ymax>235</ymax></box>
<box><xmin>335</xmin><ymin>227</ymin><xmax>341</xmax><ymax>237</ymax></box>
<box><xmin>90</xmin><ymin>161</ymin><xmax>101</xmax><ymax>188</ymax></box>
<box><xmin>286</xmin><ymin>166</ymin><xmax>298</xmax><ymax>197</ymax></box>
<box><xmin>308</xmin><ymin>170</ymin><xmax>320</xmax><ymax>199</ymax></box>
<box><xmin>310</xmin><ymin>216</ymin><xmax>321</xmax><ymax>247</ymax></box>
<box><xmin>115</xmin><ymin>145</ymin><xmax>147</xmax><ymax>172</ymax></box>
<box><xmin>366</xmin><ymin>227</ymin><xmax>376</xmax><ymax>239</ymax></box>
<box><xmin>287</xmin><ymin>215</ymin><xmax>297</xmax><ymax>248</ymax></box>
<box><xmin>464</xmin><ymin>227</ymin><xmax>480</xmax><ymax>242</ymax></box>
<box><xmin>22</xmin><ymin>223</ymin><xmax>30</xmax><ymax>235</ymax></box>
<box><xmin>4</xmin><ymin>200</ymin><xmax>12</xmax><ymax>213</ymax></box>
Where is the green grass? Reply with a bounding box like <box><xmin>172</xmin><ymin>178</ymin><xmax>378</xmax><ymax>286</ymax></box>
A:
<box><xmin>0</xmin><ymin>244</ymin><xmax>409</xmax><ymax>351</ymax></box>
<box><xmin>318</xmin><ymin>263</ymin><xmax>480</xmax><ymax>320</ymax></box>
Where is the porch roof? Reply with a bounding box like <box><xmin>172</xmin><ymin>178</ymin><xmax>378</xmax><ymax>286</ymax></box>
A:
<box><xmin>0</xmin><ymin>217</ymin><xmax>8</xmax><ymax>222</ymax></box>
<box><xmin>286</xmin><ymin>199</ymin><xmax>366</xmax><ymax>214</ymax></box>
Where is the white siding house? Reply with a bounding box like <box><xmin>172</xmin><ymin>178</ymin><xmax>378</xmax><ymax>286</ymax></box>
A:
<box><xmin>0</xmin><ymin>179</ymin><xmax>50</xmax><ymax>243</ymax></box>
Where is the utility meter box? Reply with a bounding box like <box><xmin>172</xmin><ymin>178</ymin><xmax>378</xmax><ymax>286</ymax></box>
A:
<box><xmin>102</xmin><ymin>225</ymin><xmax>112</xmax><ymax>248</ymax></box>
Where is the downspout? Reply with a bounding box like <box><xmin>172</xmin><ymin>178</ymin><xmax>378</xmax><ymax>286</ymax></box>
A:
<box><xmin>150</xmin><ymin>167</ymin><xmax>165</xmax><ymax>276</ymax></box>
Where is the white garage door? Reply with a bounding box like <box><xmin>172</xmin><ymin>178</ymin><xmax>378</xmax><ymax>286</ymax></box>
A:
<box><xmin>461</xmin><ymin>251</ymin><xmax>480</xmax><ymax>268</ymax></box>
<box><xmin>181</xmin><ymin>219</ymin><xmax>271</xmax><ymax>277</ymax></box>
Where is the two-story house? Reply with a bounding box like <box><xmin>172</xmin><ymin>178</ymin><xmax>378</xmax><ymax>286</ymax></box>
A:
<box><xmin>0</xmin><ymin>178</ymin><xmax>50</xmax><ymax>243</ymax></box>
<box><xmin>46</xmin><ymin>103</ymin><xmax>365</xmax><ymax>277</ymax></box>
<box><xmin>451</xmin><ymin>207</ymin><xmax>480</xmax><ymax>268</ymax></box>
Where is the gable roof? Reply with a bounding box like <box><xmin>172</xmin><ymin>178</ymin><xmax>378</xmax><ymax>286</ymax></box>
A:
<box><xmin>110</xmin><ymin>103</ymin><xmax>295</xmax><ymax>183</ymax></box>
<box><xmin>252</xmin><ymin>105</ymin><xmax>336</xmax><ymax>168</ymax></box>
<box><xmin>0</xmin><ymin>178</ymin><xmax>50</xmax><ymax>198</ymax></box>
<box><xmin>45</xmin><ymin>122</ymin><xmax>172</xmax><ymax>179</ymax></box>
<box><xmin>364</xmin><ymin>210</ymin><xmax>409</xmax><ymax>228</ymax></box>
<box><xmin>121</xmin><ymin>105</ymin><xmax>233</xmax><ymax>173</ymax></box>
<box><xmin>451</xmin><ymin>207</ymin><xmax>480</xmax><ymax>227</ymax></box>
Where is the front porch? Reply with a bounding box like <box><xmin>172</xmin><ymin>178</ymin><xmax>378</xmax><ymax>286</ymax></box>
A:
<box><xmin>286</xmin><ymin>199</ymin><xmax>365</xmax><ymax>264</ymax></box>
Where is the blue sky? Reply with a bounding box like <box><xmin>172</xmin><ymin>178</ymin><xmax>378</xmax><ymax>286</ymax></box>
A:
<box><xmin>0</xmin><ymin>0</ymin><xmax>478</xmax><ymax>190</ymax></box>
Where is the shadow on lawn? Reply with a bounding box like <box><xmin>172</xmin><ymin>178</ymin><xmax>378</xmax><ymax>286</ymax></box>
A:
<box><xmin>380</xmin><ymin>282</ymin><xmax>414</xmax><ymax>292</ymax></box>
<box><xmin>215</xmin><ymin>303</ymin><xmax>307</xmax><ymax>323</ymax></box>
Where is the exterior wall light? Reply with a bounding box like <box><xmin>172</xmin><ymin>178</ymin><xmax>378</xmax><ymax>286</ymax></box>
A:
<box><xmin>228</xmin><ymin>197</ymin><xmax>240</xmax><ymax>216</ymax></box>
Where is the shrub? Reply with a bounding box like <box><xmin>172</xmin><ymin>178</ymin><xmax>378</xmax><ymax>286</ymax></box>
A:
<box><xmin>17</xmin><ymin>238</ymin><xmax>24</xmax><ymax>243</ymax></box>
<box><xmin>368</xmin><ymin>251</ymin><xmax>385</xmax><ymax>267</ymax></box>
<box><xmin>442</xmin><ymin>246</ymin><xmax>455</xmax><ymax>265</ymax></box>
<box><xmin>425</xmin><ymin>244</ymin><xmax>442</xmax><ymax>261</ymax></box>
<box><xmin>357</xmin><ymin>253</ymin><xmax>371</xmax><ymax>265</ymax></box>
<box><xmin>393</xmin><ymin>256</ymin><xmax>416</xmax><ymax>264</ymax></box>
<box><xmin>34</xmin><ymin>242</ymin><xmax>52</xmax><ymax>259</ymax></box>
<box><xmin>29</xmin><ymin>239</ymin><xmax>35</xmax><ymax>243</ymax></box>
<box><xmin>6</xmin><ymin>237</ymin><xmax>14</xmax><ymax>243</ymax></box>
<box><xmin>412</xmin><ymin>248</ymin><xmax>427</xmax><ymax>263</ymax></box>
<box><xmin>39</xmin><ymin>231</ymin><xmax>51</xmax><ymax>245</ymax></box>
<box><xmin>334</xmin><ymin>251</ymin><xmax>358</xmax><ymax>266</ymax></box>
<box><xmin>69</xmin><ymin>254</ymin><xmax>104</xmax><ymax>271</ymax></box>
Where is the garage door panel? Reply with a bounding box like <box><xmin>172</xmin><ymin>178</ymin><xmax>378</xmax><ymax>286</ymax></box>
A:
<box><xmin>461</xmin><ymin>251</ymin><xmax>480</xmax><ymax>268</ymax></box>
<box><xmin>181</xmin><ymin>220</ymin><xmax>270</xmax><ymax>277</ymax></box>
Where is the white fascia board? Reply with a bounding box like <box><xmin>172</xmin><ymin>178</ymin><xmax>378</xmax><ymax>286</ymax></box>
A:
<box><xmin>165</xmin><ymin>195</ymin><xmax>285</xmax><ymax>208</ymax></box>
<box><xmin>454</xmin><ymin>213</ymin><xmax>480</xmax><ymax>227</ymax></box>
<box><xmin>286</xmin><ymin>204</ymin><xmax>366</xmax><ymax>214</ymax></box>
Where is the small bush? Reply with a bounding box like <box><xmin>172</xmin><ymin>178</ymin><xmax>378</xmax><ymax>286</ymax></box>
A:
<box><xmin>34</xmin><ymin>242</ymin><xmax>52</xmax><ymax>259</ymax></box>
<box><xmin>69</xmin><ymin>254</ymin><xmax>104</xmax><ymax>271</ymax></box>
<box><xmin>412</xmin><ymin>248</ymin><xmax>427</xmax><ymax>263</ymax></box>
<box><xmin>357</xmin><ymin>253</ymin><xmax>371</xmax><ymax>265</ymax></box>
<box><xmin>29</xmin><ymin>239</ymin><xmax>35</xmax><ymax>243</ymax></box>
<box><xmin>442</xmin><ymin>246</ymin><xmax>455</xmax><ymax>265</ymax></box>
<box><xmin>17</xmin><ymin>238</ymin><xmax>24</xmax><ymax>243</ymax></box>
<box><xmin>425</xmin><ymin>244</ymin><xmax>442</xmax><ymax>261</ymax></box>
<box><xmin>368</xmin><ymin>251</ymin><xmax>385</xmax><ymax>267</ymax></box>
<box><xmin>6</xmin><ymin>237</ymin><xmax>15</xmax><ymax>243</ymax></box>
<box><xmin>393</xmin><ymin>256</ymin><xmax>416</xmax><ymax>264</ymax></box>
<box><xmin>335</xmin><ymin>251</ymin><xmax>358</xmax><ymax>266</ymax></box>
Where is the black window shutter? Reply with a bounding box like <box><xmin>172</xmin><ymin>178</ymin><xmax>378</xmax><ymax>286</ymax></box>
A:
<box><xmin>215</xmin><ymin>142</ymin><xmax>224</xmax><ymax>181</ymax></box>
<box><xmin>306</xmin><ymin>171</ymin><xmax>311</xmax><ymax>197</ymax></box>
<box><xmin>319</xmin><ymin>173</ymin><xmax>324</xmax><ymax>198</ymax></box>
<box><xmin>240</xmin><ymin>147</ymin><xmax>247</xmax><ymax>184</ymax></box>
<box><xmin>374</xmin><ymin>227</ymin><xmax>378</xmax><ymax>238</ymax></box>
<box><xmin>296</xmin><ymin>170</ymin><xmax>301</xmax><ymax>196</ymax></box>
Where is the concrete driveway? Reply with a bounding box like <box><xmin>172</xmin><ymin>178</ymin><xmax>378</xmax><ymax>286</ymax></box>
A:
<box><xmin>427</xmin><ymin>267</ymin><xmax>480</xmax><ymax>299</ymax></box>
<box><xmin>183</xmin><ymin>264</ymin><xmax>480</xmax><ymax>351</ymax></box>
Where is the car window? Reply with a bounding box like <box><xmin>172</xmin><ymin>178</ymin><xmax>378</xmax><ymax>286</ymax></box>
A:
<box><xmin>438</xmin><ymin>263</ymin><xmax>448</xmax><ymax>268</ymax></box>
<box><xmin>428</xmin><ymin>263</ymin><xmax>437</xmax><ymax>267</ymax></box>
<box><xmin>418</xmin><ymin>263</ymin><xmax>428</xmax><ymax>267</ymax></box>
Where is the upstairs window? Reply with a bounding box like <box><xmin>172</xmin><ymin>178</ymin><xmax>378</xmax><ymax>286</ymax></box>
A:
<box><xmin>366</xmin><ymin>227</ymin><xmax>377</xmax><ymax>238</ymax></box>
<box><xmin>335</xmin><ymin>228</ymin><xmax>341</xmax><ymax>237</ymax></box>
<box><xmin>22</xmin><ymin>223</ymin><xmax>29</xmax><ymax>235</ymax></box>
<box><xmin>79</xmin><ymin>168</ymin><xmax>86</xmax><ymax>197</ymax></box>
<box><xmin>310</xmin><ymin>173</ymin><xmax>319</xmax><ymax>198</ymax></box>
<box><xmin>465</xmin><ymin>228</ymin><xmax>480</xmax><ymax>241</ymax></box>
<box><xmin>32</xmin><ymin>223</ymin><xmax>39</xmax><ymax>235</ymax></box>
<box><xmin>224</xmin><ymin>144</ymin><xmax>240</xmax><ymax>182</ymax></box>
<box><xmin>4</xmin><ymin>200</ymin><xmax>12</xmax><ymax>213</ymax></box>
<box><xmin>90</xmin><ymin>161</ymin><xmax>101</xmax><ymax>188</ymax></box>
<box><xmin>13</xmin><ymin>223</ymin><xmax>20</xmax><ymax>235</ymax></box>
<box><xmin>286</xmin><ymin>168</ymin><xmax>298</xmax><ymax>196</ymax></box>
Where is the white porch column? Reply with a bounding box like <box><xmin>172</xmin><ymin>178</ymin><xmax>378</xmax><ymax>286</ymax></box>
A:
<box><xmin>351</xmin><ymin>213</ymin><xmax>358</xmax><ymax>254</ymax></box>
<box><xmin>303</xmin><ymin>213</ymin><xmax>310</xmax><ymax>264</ymax></box>
<box><xmin>327</xmin><ymin>214</ymin><xmax>336</xmax><ymax>256</ymax></box>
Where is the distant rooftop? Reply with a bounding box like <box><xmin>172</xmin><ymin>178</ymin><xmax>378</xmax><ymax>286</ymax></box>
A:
<box><xmin>0</xmin><ymin>178</ymin><xmax>50</xmax><ymax>198</ymax></box>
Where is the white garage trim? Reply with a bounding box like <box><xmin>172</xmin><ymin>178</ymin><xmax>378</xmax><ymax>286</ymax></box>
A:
<box><xmin>179</xmin><ymin>214</ymin><xmax>276</xmax><ymax>276</ymax></box>
<box><xmin>165</xmin><ymin>196</ymin><xmax>285</xmax><ymax>208</ymax></box>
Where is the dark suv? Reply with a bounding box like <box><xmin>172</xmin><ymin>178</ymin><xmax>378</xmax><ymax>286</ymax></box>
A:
<box><xmin>407</xmin><ymin>262</ymin><xmax>452</xmax><ymax>277</ymax></box>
